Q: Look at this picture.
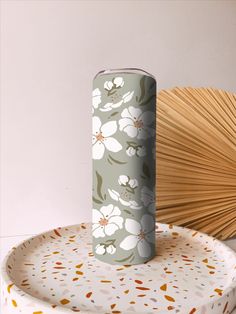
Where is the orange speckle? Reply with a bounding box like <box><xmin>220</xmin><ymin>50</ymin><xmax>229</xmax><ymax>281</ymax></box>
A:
<box><xmin>33</xmin><ymin>312</ymin><xmax>43</xmax><ymax>314</ymax></box>
<box><xmin>116</xmin><ymin>267</ymin><xmax>124</xmax><ymax>271</ymax></box>
<box><xmin>207</xmin><ymin>265</ymin><xmax>215</xmax><ymax>269</ymax></box>
<box><xmin>214</xmin><ymin>288</ymin><xmax>223</xmax><ymax>296</ymax></box>
<box><xmin>100</xmin><ymin>280</ymin><xmax>112</xmax><ymax>283</ymax></box>
<box><xmin>60</xmin><ymin>299</ymin><xmax>70</xmax><ymax>305</ymax></box>
<box><xmin>7</xmin><ymin>283</ymin><xmax>14</xmax><ymax>293</ymax></box>
<box><xmin>164</xmin><ymin>295</ymin><xmax>175</xmax><ymax>302</ymax></box>
<box><xmin>160</xmin><ymin>284</ymin><xmax>167</xmax><ymax>291</ymax></box>
<box><xmin>110</xmin><ymin>304</ymin><xmax>116</xmax><ymax>309</ymax></box>
<box><xmin>137</xmin><ymin>294</ymin><xmax>146</xmax><ymax>297</ymax></box>
<box><xmin>76</xmin><ymin>263</ymin><xmax>83</xmax><ymax>268</ymax></box>
<box><xmin>76</xmin><ymin>271</ymin><xmax>84</xmax><ymax>275</ymax></box>
<box><xmin>202</xmin><ymin>258</ymin><xmax>208</xmax><ymax>263</ymax></box>
<box><xmin>86</xmin><ymin>292</ymin><xmax>92</xmax><ymax>298</ymax></box>
<box><xmin>136</xmin><ymin>287</ymin><xmax>150</xmax><ymax>290</ymax></box>
<box><xmin>12</xmin><ymin>300</ymin><xmax>17</xmax><ymax>307</ymax></box>
<box><xmin>172</xmin><ymin>232</ymin><xmax>179</xmax><ymax>236</ymax></box>
<box><xmin>52</xmin><ymin>251</ymin><xmax>60</xmax><ymax>254</ymax></box>
<box><xmin>124</xmin><ymin>290</ymin><xmax>129</xmax><ymax>294</ymax></box>
<box><xmin>168</xmin><ymin>306</ymin><xmax>175</xmax><ymax>310</ymax></box>
<box><xmin>54</xmin><ymin>229</ymin><xmax>61</xmax><ymax>237</ymax></box>
<box><xmin>135</xmin><ymin>280</ymin><xmax>143</xmax><ymax>284</ymax></box>
<box><xmin>189</xmin><ymin>308</ymin><xmax>197</xmax><ymax>314</ymax></box>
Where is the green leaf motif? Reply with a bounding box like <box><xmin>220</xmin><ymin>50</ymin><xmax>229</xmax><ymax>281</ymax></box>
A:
<box><xmin>110</xmin><ymin>111</ymin><xmax>119</xmax><ymax>117</ymax></box>
<box><xmin>115</xmin><ymin>253</ymin><xmax>134</xmax><ymax>263</ymax></box>
<box><xmin>92</xmin><ymin>196</ymin><xmax>103</xmax><ymax>204</ymax></box>
<box><xmin>127</xmin><ymin>141</ymin><xmax>138</xmax><ymax>146</ymax></box>
<box><xmin>123</xmin><ymin>209</ymin><xmax>132</xmax><ymax>215</ymax></box>
<box><xmin>143</xmin><ymin>162</ymin><xmax>150</xmax><ymax>178</ymax></box>
<box><xmin>138</xmin><ymin>76</ymin><xmax>146</xmax><ymax>103</ymax></box>
<box><xmin>108</xmin><ymin>154</ymin><xmax>127</xmax><ymax>165</ymax></box>
<box><xmin>96</xmin><ymin>171</ymin><xmax>104</xmax><ymax>200</ymax></box>
<box><xmin>139</xmin><ymin>93</ymin><xmax>156</xmax><ymax>106</ymax></box>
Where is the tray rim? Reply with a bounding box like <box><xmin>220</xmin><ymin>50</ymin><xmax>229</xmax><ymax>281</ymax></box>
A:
<box><xmin>1</xmin><ymin>221</ymin><xmax>236</xmax><ymax>314</ymax></box>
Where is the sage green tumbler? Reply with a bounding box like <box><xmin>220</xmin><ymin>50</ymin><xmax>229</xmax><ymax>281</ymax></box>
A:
<box><xmin>92</xmin><ymin>68</ymin><xmax>156</xmax><ymax>265</ymax></box>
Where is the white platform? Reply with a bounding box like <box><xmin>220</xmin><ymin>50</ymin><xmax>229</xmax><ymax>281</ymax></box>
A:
<box><xmin>1</xmin><ymin>233</ymin><xmax>236</xmax><ymax>314</ymax></box>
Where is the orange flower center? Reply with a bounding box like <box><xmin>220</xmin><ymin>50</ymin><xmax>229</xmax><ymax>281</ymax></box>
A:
<box><xmin>96</xmin><ymin>132</ymin><xmax>104</xmax><ymax>142</ymax></box>
<box><xmin>134</xmin><ymin>120</ymin><xmax>143</xmax><ymax>129</ymax></box>
<box><xmin>99</xmin><ymin>218</ymin><xmax>109</xmax><ymax>226</ymax></box>
<box><xmin>138</xmin><ymin>230</ymin><xmax>146</xmax><ymax>240</ymax></box>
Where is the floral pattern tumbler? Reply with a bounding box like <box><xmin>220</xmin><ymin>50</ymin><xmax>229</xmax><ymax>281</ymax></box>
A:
<box><xmin>92</xmin><ymin>68</ymin><xmax>156</xmax><ymax>265</ymax></box>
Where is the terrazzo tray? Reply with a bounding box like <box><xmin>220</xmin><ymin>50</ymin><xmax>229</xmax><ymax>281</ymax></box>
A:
<box><xmin>1</xmin><ymin>222</ymin><xmax>236</xmax><ymax>314</ymax></box>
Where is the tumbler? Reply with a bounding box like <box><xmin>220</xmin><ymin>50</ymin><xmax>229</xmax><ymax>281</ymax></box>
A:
<box><xmin>92</xmin><ymin>68</ymin><xmax>156</xmax><ymax>265</ymax></box>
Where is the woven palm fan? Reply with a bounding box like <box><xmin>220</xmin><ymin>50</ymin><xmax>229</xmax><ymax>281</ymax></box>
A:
<box><xmin>156</xmin><ymin>87</ymin><xmax>236</xmax><ymax>240</ymax></box>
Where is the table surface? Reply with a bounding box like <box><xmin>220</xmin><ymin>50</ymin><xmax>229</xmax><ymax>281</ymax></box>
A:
<box><xmin>1</xmin><ymin>232</ymin><xmax>236</xmax><ymax>314</ymax></box>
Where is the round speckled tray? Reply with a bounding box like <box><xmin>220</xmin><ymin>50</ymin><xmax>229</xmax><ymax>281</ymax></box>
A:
<box><xmin>1</xmin><ymin>223</ymin><xmax>236</xmax><ymax>314</ymax></box>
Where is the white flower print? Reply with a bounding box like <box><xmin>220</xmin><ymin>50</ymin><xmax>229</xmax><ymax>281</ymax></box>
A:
<box><xmin>104</xmin><ymin>77</ymin><xmax>124</xmax><ymax>90</ymax></box>
<box><xmin>108</xmin><ymin>188</ymin><xmax>142</xmax><ymax>210</ymax></box>
<box><xmin>98</xmin><ymin>76</ymin><xmax>134</xmax><ymax>112</ymax></box>
<box><xmin>118</xmin><ymin>175</ymin><xmax>138</xmax><ymax>189</ymax></box>
<box><xmin>126</xmin><ymin>146</ymin><xmax>136</xmax><ymax>157</ymax></box>
<box><xmin>100</xmin><ymin>91</ymin><xmax>134</xmax><ymax>112</ymax></box>
<box><xmin>119</xmin><ymin>106</ymin><xmax>155</xmax><ymax>139</ymax></box>
<box><xmin>141</xmin><ymin>186</ymin><xmax>155</xmax><ymax>213</ymax></box>
<box><xmin>106</xmin><ymin>244</ymin><xmax>116</xmax><ymax>254</ymax></box>
<box><xmin>92</xmin><ymin>204</ymin><xmax>123</xmax><ymax>238</ymax></box>
<box><xmin>120</xmin><ymin>215</ymin><xmax>155</xmax><ymax>258</ymax></box>
<box><xmin>95</xmin><ymin>243</ymin><xmax>106</xmax><ymax>255</ymax></box>
<box><xmin>118</xmin><ymin>175</ymin><xmax>129</xmax><ymax>186</ymax></box>
<box><xmin>92</xmin><ymin>116</ymin><xmax>122</xmax><ymax>160</ymax></box>
<box><xmin>104</xmin><ymin>80</ymin><xmax>114</xmax><ymax>91</ymax></box>
<box><xmin>92</xmin><ymin>88</ymin><xmax>102</xmax><ymax>113</ymax></box>
<box><xmin>129</xmin><ymin>178</ymin><xmax>138</xmax><ymax>189</ymax></box>
<box><xmin>136</xmin><ymin>146</ymin><xmax>146</xmax><ymax>157</ymax></box>
<box><xmin>95</xmin><ymin>243</ymin><xmax>116</xmax><ymax>255</ymax></box>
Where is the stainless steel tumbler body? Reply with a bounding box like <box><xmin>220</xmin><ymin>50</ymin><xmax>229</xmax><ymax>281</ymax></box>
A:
<box><xmin>92</xmin><ymin>68</ymin><xmax>156</xmax><ymax>265</ymax></box>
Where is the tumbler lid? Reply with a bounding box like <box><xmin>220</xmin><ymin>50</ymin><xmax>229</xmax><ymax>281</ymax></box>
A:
<box><xmin>94</xmin><ymin>68</ymin><xmax>155</xmax><ymax>80</ymax></box>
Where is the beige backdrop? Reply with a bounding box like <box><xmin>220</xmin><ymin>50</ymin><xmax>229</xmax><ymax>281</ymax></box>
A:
<box><xmin>1</xmin><ymin>0</ymin><xmax>236</xmax><ymax>237</ymax></box>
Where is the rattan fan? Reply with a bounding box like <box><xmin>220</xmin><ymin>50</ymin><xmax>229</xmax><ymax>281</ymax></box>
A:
<box><xmin>156</xmin><ymin>87</ymin><xmax>236</xmax><ymax>240</ymax></box>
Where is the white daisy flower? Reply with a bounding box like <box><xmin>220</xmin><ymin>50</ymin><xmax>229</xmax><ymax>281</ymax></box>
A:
<box><xmin>119</xmin><ymin>106</ymin><xmax>155</xmax><ymax>139</ymax></box>
<box><xmin>92</xmin><ymin>116</ymin><xmax>122</xmax><ymax>160</ymax></box>
<box><xmin>120</xmin><ymin>215</ymin><xmax>155</xmax><ymax>258</ymax></box>
<box><xmin>92</xmin><ymin>204</ymin><xmax>123</xmax><ymax>238</ymax></box>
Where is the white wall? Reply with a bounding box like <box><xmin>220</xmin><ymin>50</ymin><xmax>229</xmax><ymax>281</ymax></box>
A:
<box><xmin>1</xmin><ymin>0</ymin><xmax>236</xmax><ymax>237</ymax></box>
